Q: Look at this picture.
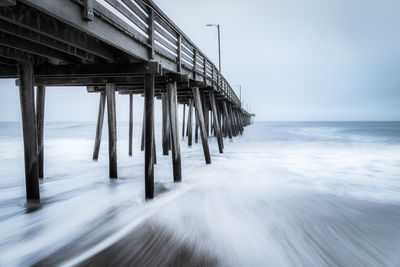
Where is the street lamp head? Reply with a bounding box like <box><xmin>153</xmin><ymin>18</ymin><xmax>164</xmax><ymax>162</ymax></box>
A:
<box><xmin>206</xmin><ymin>24</ymin><xmax>217</xmax><ymax>27</ymax></box>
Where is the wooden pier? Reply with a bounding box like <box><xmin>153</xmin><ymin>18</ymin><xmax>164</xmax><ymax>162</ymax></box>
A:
<box><xmin>0</xmin><ymin>0</ymin><xmax>254</xmax><ymax>200</ymax></box>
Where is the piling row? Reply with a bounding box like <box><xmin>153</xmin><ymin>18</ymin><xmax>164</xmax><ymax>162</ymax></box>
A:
<box><xmin>14</xmin><ymin>60</ymin><xmax>253</xmax><ymax>201</ymax></box>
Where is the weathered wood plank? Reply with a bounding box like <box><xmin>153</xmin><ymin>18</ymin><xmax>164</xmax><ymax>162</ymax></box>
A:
<box><xmin>33</xmin><ymin>62</ymin><xmax>159</xmax><ymax>77</ymax></box>
<box><xmin>0</xmin><ymin>0</ymin><xmax>16</xmax><ymax>6</ymax></box>
<box><xmin>121</xmin><ymin>0</ymin><xmax>148</xmax><ymax>22</ymax></box>
<box><xmin>0</xmin><ymin>1</ymin><xmax>116</xmax><ymax>61</ymax></box>
<box><xmin>105</xmin><ymin>0</ymin><xmax>148</xmax><ymax>33</ymax></box>
<box><xmin>17</xmin><ymin>61</ymin><xmax>40</xmax><ymax>201</ymax></box>
<box><xmin>0</xmin><ymin>31</ymin><xmax>81</xmax><ymax>64</ymax></box>
<box><xmin>154</xmin><ymin>34</ymin><xmax>178</xmax><ymax>54</ymax></box>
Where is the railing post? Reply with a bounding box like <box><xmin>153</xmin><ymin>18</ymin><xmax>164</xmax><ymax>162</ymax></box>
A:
<box><xmin>82</xmin><ymin>0</ymin><xmax>94</xmax><ymax>21</ymax></box>
<box><xmin>203</xmin><ymin>58</ymin><xmax>207</xmax><ymax>84</ymax></box>
<box><xmin>193</xmin><ymin>49</ymin><xmax>197</xmax><ymax>79</ymax></box>
<box><xmin>211</xmin><ymin>65</ymin><xmax>215</xmax><ymax>88</ymax></box>
<box><xmin>177</xmin><ymin>35</ymin><xmax>182</xmax><ymax>73</ymax></box>
<box><xmin>148</xmin><ymin>8</ymin><xmax>155</xmax><ymax>60</ymax></box>
<box><xmin>217</xmin><ymin>72</ymin><xmax>220</xmax><ymax>91</ymax></box>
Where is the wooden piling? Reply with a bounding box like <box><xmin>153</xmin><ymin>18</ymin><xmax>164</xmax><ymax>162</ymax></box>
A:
<box><xmin>153</xmin><ymin>119</ymin><xmax>157</xmax><ymax>164</ymax></box>
<box><xmin>186</xmin><ymin>104</ymin><xmax>190</xmax><ymax>137</ymax></box>
<box><xmin>181</xmin><ymin>103</ymin><xmax>186</xmax><ymax>138</ymax></box>
<box><xmin>217</xmin><ymin>103</ymin><xmax>224</xmax><ymax>149</ymax></box>
<box><xmin>36</xmin><ymin>85</ymin><xmax>45</xmax><ymax>178</ymax></box>
<box><xmin>237</xmin><ymin>110</ymin><xmax>243</xmax><ymax>134</ymax></box>
<box><xmin>167</xmin><ymin>82</ymin><xmax>182</xmax><ymax>182</ymax></box>
<box><xmin>144</xmin><ymin>73</ymin><xmax>155</xmax><ymax>199</ymax></box>
<box><xmin>228</xmin><ymin>104</ymin><xmax>237</xmax><ymax>137</ymax></box>
<box><xmin>195</xmin><ymin>111</ymin><xmax>199</xmax><ymax>143</ymax></box>
<box><xmin>17</xmin><ymin>61</ymin><xmax>40</xmax><ymax>201</ymax></box>
<box><xmin>223</xmin><ymin>102</ymin><xmax>233</xmax><ymax>139</ymax></box>
<box><xmin>93</xmin><ymin>92</ymin><xmax>105</xmax><ymax>160</ymax></box>
<box><xmin>188</xmin><ymin>99</ymin><xmax>193</xmax><ymax>146</ymax></box>
<box><xmin>201</xmin><ymin>92</ymin><xmax>209</xmax><ymax>137</ymax></box>
<box><xmin>141</xmin><ymin>103</ymin><xmax>145</xmax><ymax>151</ymax></box>
<box><xmin>193</xmin><ymin>87</ymin><xmax>211</xmax><ymax>164</ymax></box>
<box><xmin>161</xmin><ymin>92</ymin><xmax>170</xmax><ymax>156</ymax></box>
<box><xmin>106</xmin><ymin>83</ymin><xmax>117</xmax><ymax>178</ymax></box>
<box><xmin>210</xmin><ymin>91</ymin><xmax>223</xmax><ymax>153</ymax></box>
<box><xmin>128</xmin><ymin>93</ymin><xmax>133</xmax><ymax>156</ymax></box>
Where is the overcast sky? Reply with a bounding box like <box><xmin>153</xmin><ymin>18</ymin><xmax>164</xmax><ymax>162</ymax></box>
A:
<box><xmin>1</xmin><ymin>0</ymin><xmax>399</xmax><ymax>121</ymax></box>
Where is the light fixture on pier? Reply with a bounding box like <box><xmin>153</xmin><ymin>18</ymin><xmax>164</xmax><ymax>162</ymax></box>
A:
<box><xmin>206</xmin><ymin>24</ymin><xmax>221</xmax><ymax>73</ymax></box>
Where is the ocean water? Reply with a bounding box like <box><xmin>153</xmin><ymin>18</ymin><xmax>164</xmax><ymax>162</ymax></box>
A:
<box><xmin>0</xmin><ymin>121</ymin><xmax>400</xmax><ymax>266</ymax></box>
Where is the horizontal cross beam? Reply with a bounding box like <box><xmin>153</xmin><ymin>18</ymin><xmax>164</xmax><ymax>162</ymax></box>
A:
<box><xmin>0</xmin><ymin>1</ymin><xmax>116</xmax><ymax>62</ymax></box>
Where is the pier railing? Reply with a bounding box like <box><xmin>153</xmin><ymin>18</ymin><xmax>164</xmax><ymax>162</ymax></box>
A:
<box><xmin>77</xmin><ymin>0</ymin><xmax>241</xmax><ymax>107</ymax></box>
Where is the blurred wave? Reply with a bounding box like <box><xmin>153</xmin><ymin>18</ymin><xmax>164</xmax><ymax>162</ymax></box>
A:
<box><xmin>0</xmin><ymin>121</ymin><xmax>400</xmax><ymax>266</ymax></box>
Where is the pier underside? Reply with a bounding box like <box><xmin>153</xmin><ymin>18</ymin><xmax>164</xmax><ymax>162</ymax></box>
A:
<box><xmin>0</xmin><ymin>0</ymin><xmax>253</xmax><ymax>200</ymax></box>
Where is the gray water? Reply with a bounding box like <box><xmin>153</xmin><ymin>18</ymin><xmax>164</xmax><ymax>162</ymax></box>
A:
<box><xmin>0</xmin><ymin>121</ymin><xmax>400</xmax><ymax>266</ymax></box>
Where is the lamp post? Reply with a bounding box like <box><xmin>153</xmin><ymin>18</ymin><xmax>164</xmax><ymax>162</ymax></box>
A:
<box><xmin>206</xmin><ymin>24</ymin><xmax>221</xmax><ymax>72</ymax></box>
<box><xmin>236</xmin><ymin>85</ymin><xmax>242</xmax><ymax>108</ymax></box>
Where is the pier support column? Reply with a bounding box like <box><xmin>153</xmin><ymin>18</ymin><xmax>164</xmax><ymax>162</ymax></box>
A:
<box><xmin>93</xmin><ymin>92</ymin><xmax>105</xmax><ymax>160</ymax></box>
<box><xmin>106</xmin><ymin>83</ymin><xmax>117</xmax><ymax>179</ymax></box>
<box><xmin>195</xmin><ymin>113</ymin><xmax>199</xmax><ymax>143</ymax></box>
<box><xmin>186</xmin><ymin>103</ymin><xmax>190</xmax><ymax>137</ymax></box>
<box><xmin>167</xmin><ymin>82</ymin><xmax>182</xmax><ymax>182</ymax></box>
<box><xmin>18</xmin><ymin>61</ymin><xmax>40</xmax><ymax>201</ymax></box>
<box><xmin>36</xmin><ymin>85</ymin><xmax>45</xmax><ymax>178</ymax></box>
<box><xmin>141</xmin><ymin>103</ymin><xmax>145</xmax><ymax>151</ymax></box>
<box><xmin>153</xmin><ymin>119</ymin><xmax>157</xmax><ymax>165</ymax></box>
<box><xmin>223</xmin><ymin>102</ymin><xmax>233</xmax><ymax>139</ymax></box>
<box><xmin>228</xmin><ymin>104</ymin><xmax>237</xmax><ymax>137</ymax></box>
<box><xmin>181</xmin><ymin>103</ymin><xmax>186</xmax><ymax>138</ymax></box>
<box><xmin>188</xmin><ymin>99</ymin><xmax>193</xmax><ymax>147</ymax></box>
<box><xmin>128</xmin><ymin>93</ymin><xmax>133</xmax><ymax>156</ymax></box>
<box><xmin>237</xmin><ymin>110</ymin><xmax>243</xmax><ymax>134</ymax></box>
<box><xmin>210</xmin><ymin>92</ymin><xmax>223</xmax><ymax>153</ymax></box>
<box><xmin>162</xmin><ymin>92</ymin><xmax>170</xmax><ymax>156</ymax></box>
<box><xmin>201</xmin><ymin>93</ymin><xmax>209</xmax><ymax>137</ymax></box>
<box><xmin>217</xmin><ymin>103</ymin><xmax>224</xmax><ymax>149</ymax></box>
<box><xmin>193</xmin><ymin>87</ymin><xmax>211</xmax><ymax>164</ymax></box>
<box><xmin>144</xmin><ymin>73</ymin><xmax>155</xmax><ymax>199</ymax></box>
